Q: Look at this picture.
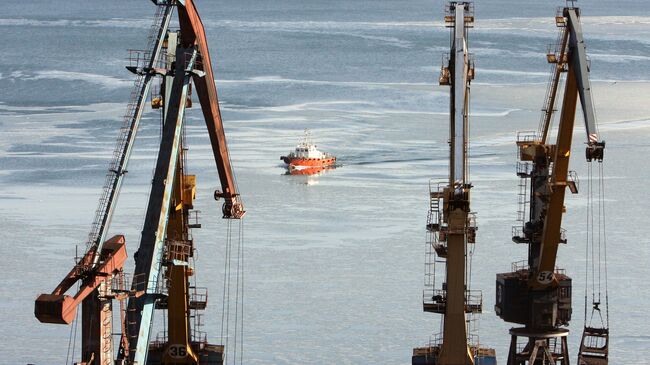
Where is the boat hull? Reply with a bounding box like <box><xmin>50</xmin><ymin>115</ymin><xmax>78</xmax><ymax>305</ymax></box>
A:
<box><xmin>281</xmin><ymin>156</ymin><xmax>336</xmax><ymax>167</ymax></box>
<box><xmin>287</xmin><ymin>165</ymin><xmax>335</xmax><ymax>176</ymax></box>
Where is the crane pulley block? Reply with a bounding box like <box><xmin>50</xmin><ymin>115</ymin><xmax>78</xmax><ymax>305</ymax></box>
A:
<box><xmin>586</xmin><ymin>141</ymin><xmax>605</xmax><ymax>162</ymax></box>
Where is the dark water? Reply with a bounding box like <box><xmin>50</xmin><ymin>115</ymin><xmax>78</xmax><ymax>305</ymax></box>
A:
<box><xmin>1</xmin><ymin>0</ymin><xmax>649</xmax><ymax>363</ymax></box>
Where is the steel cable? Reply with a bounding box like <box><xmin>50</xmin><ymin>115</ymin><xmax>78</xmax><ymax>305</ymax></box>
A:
<box><xmin>599</xmin><ymin>162</ymin><xmax>609</xmax><ymax>327</ymax></box>
<box><xmin>71</xmin><ymin>297</ymin><xmax>80</xmax><ymax>364</ymax></box>
<box><xmin>584</xmin><ymin>162</ymin><xmax>592</xmax><ymax>326</ymax></box>
<box><xmin>232</xmin><ymin>222</ymin><xmax>242</xmax><ymax>365</ymax></box>
<box><xmin>65</xmin><ymin>297</ymin><xmax>76</xmax><ymax>365</ymax></box>
<box><xmin>240</xmin><ymin>220</ymin><xmax>245</xmax><ymax>365</ymax></box>
<box><xmin>220</xmin><ymin>219</ymin><xmax>232</xmax><ymax>349</ymax></box>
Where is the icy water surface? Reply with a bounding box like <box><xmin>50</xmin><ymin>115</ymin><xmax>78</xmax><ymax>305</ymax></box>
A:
<box><xmin>1</xmin><ymin>0</ymin><xmax>649</xmax><ymax>363</ymax></box>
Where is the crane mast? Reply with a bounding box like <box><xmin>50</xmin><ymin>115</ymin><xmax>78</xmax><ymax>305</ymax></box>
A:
<box><xmin>120</xmin><ymin>1</ymin><xmax>244</xmax><ymax>364</ymax></box>
<box><xmin>495</xmin><ymin>5</ymin><xmax>607</xmax><ymax>365</ymax></box>
<box><xmin>413</xmin><ymin>3</ymin><xmax>495</xmax><ymax>365</ymax></box>
<box><xmin>35</xmin><ymin>1</ymin><xmax>244</xmax><ymax>365</ymax></box>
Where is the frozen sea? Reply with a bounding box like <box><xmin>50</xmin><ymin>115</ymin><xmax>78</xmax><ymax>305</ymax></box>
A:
<box><xmin>1</xmin><ymin>0</ymin><xmax>649</xmax><ymax>364</ymax></box>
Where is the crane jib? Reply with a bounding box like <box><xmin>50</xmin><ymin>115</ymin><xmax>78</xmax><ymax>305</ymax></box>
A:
<box><xmin>88</xmin><ymin>5</ymin><xmax>174</xmax><ymax>269</ymax></box>
<box><xmin>450</xmin><ymin>5</ymin><xmax>466</xmax><ymax>187</ymax></box>
<box><xmin>566</xmin><ymin>8</ymin><xmax>605</xmax><ymax>161</ymax></box>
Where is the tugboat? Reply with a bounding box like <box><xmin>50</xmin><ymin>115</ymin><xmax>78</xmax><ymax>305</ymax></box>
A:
<box><xmin>281</xmin><ymin>130</ymin><xmax>336</xmax><ymax>173</ymax></box>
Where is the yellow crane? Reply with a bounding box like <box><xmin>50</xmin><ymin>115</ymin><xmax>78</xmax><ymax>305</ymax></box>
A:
<box><xmin>412</xmin><ymin>2</ymin><xmax>496</xmax><ymax>364</ymax></box>
<box><xmin>495</xmin><ymin>5</ymin><xmax>608</xmax><ymax>364</ymax></box>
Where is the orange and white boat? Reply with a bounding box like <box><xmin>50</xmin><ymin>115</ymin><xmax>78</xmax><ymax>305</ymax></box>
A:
<box><xmin>281</xmin><ymin>130</ymin><xmax>336</xmax><ymax>170</ymax></box>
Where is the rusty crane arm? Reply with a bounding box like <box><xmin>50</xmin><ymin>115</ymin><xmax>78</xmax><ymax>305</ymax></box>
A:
<box><xmin>177</xmin><ymin>0</ymin><xmax>245</xmax><ymax>219</ymax></box>
<box><xmin>35</xmin><ymin>235</ymin><xmax>127</xmax><ymax>324</ymax></box>
<box><xmin>35</xmin><ymin>236</ymin><xmax>127</xmax><ymax>365</ymax></box>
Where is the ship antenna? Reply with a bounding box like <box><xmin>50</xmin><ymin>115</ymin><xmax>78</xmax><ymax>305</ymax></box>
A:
<box><xmin>303</xmin><ymin>129</ymin><xmax>312</xmax><ymax>145</ymax></box>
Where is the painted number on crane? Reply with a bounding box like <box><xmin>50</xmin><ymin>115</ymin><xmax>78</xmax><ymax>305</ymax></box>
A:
<box><xmin>168</xmin><ymin>344</ymin><xmax>187</xmax><ymax>359</ymax></box>
<box><xmin>537</xmin><ymin>271</ymin><xmax>554</xmax><ymax>284</ymax></box>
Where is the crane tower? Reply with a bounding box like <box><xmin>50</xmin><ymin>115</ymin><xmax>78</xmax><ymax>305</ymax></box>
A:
<box><xmin>413</xmin><ymin>3</ymin><xmax>496</xmax><ymax>365</ymax></box>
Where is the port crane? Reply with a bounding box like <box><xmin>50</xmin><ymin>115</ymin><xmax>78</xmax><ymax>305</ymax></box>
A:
<box><xmin>495</xmin><ymin>4</ymin><xmax>608</xmax><ymax>365</ymax></box>
<box><xmin>412</xmin><ymin>3</ymin><xmax>496</xmax><ymax>365</ymax></box>
<box><xmin>34</xmin><ymin>1</ymin><xmax>245</xmax><ymax>364</ymax></box>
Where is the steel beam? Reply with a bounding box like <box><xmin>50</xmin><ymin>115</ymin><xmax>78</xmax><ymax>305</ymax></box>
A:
<box><xmin>123</xmin><ymin>48</ymin><xmax>197</xmax><ymax>365</ymax></box>
<box><xmin>566</xmin><ymin>8</ymin><xmax>599</xmax><ymax>143</ymax></box>
<box><xmin>536</xmin><ymin>66</ymin><xmax>578</xmax><ymax>285</ymax></box>
<box><xmin>91</xmin><ymin>5</ymin><xmax>173</xmax><ymax>268</ymax></box>
<box><xmin>177</xmin><ymin>0</ymin><xmax>244</xmax><ymax>217</ymax></box>
<box><xmin>450</xmin><ymin>3</ymin><xmax>467</xmax><ymax>186</ymax></box>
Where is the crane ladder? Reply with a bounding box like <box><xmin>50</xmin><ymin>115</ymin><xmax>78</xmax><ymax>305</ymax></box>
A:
<box><xmin>84</xmin><ymin>4</ymin><xmax>173</xmax><ymax>269</ymax></box>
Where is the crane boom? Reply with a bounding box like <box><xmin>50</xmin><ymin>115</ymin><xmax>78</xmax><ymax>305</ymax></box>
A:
<box><xmin>122</xmin><ymin>46</ymin><xmax>197</xmax><ymax>365</ymax></box>
<box><xmin>178</xmin><ymin>0</ymin><xmax>244</xmax><ymax>218</ymax></box>
<box><xmin>540</xmin><ymin>8</ymin><xmax>604</xmax><ymax>159</ymax></box>
<box><xmin>450</xmin><ymin>4</ymin><xmax>468</xmax><ymax>186</ymax></box>
<box><xmin>535</xmin><ymin>7</ymin><xmax>604</xmax><ymax>289</ymax></box>
<box><xmin>89</xmin><ymin>5</ymin><xmax>173</xmax><ymax>268</ymax></box>
<box><xmin>566</xmin><ymin>9</ymin><xmax>599</xmax><ymax>146</ymax></box>
<box><xmin>535</xmin><ymin>65</ymin><xmax>579</xmax><ymax>287</ymax></box>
